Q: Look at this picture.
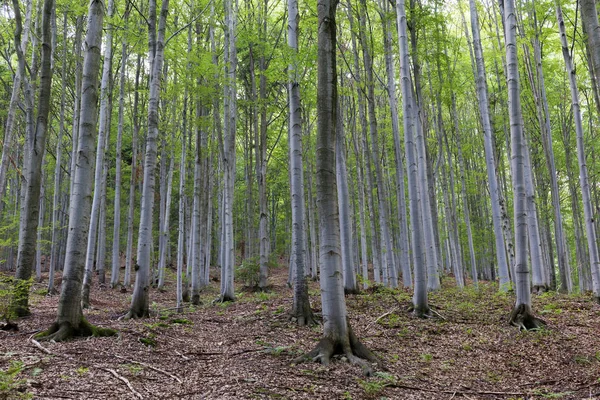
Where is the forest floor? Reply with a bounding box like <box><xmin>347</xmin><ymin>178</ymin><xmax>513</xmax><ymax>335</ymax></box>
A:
<box><xmin>1</xmin><ymin>265</ymin><xmax>600</xmax><ymax>400</ymax></box>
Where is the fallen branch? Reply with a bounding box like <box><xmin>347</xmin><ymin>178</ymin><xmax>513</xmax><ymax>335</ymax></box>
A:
<box><xmin>29</xmin><ymin>335</ymin><xmax>52</xmax><ymax>355</ymax></box>
<box><xmin>114</xmin><ymin>354</ymin><xmax>182</xmax><ymax>383</ymax></box>
<box><xmin>103</xmin><ymin>368</ymin><xmax>143</xmax><ymax>399</ymax></box>
<box><xmin>386</xmin><ymin>383</ymin><xmax>525</xmax><ymax>397</ymax></box>
<box><xmin>28</xmin><ymin>336</ymin><xmax>144</xmax><ymax>397</ymax></box>
<box><xmin>366</xmin><ymin>308</ymin><xmax>398</xmax><ymax>331</ymax></box>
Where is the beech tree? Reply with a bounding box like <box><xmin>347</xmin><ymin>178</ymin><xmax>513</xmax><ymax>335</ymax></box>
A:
<box><xmin>126</xmin><ymin>0</ymin><xmax>170</xmax><ymax>318</ymax></box>
<box><xmin>503</xmin><ymin>0</ymin><xmax>544</xmax><ymax>329</ymax></box>
<box><xmin>288</xmin><ymin>0</ymin><xmax>315</xmax><ymax>325</ymax></box>
<box><xmin>36</xmin><ymin>0</ymin><xmax>116</xmax><ymax>341</ymax></box>
<box><xmin>294</xmin><ymin>0</ymin><xmax>378</xmax><ymax>373</ymax></box>
<box><xmin>12</xmin><ymin>0</ymin><xmax>54</xmax><ymax>316</ymax></box>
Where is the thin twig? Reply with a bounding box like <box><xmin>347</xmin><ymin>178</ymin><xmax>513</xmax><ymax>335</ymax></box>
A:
<box><xmin>366</xmin><ymin>308</ymin><xmax>398</xmax><ymax>331</ymax></box>
<box><xmin>113</xmin><ymin>355</ymin><xmax>182</xmax><ymax>383</ymax></box>
<box><xmin>103</xmin><ymin>368</ymin><xmax>143</xmax><ymax>399</ymax></box>
<box><xmin>429</xmin><ymin>308</ymin><xmax>447</xmax><ymax>321</ymax></box>
<box><xmin>386</xmin><ymin>383</ymin><xmax>525</xmax><ymax>396</ymax></box>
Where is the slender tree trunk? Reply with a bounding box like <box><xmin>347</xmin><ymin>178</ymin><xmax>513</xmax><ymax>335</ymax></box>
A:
<box><xmin>557</xmin><ymin>3</ymin><xmax>600</xmax><ymax>301</ymax></box>
<box><xmin>504</xmin><ymin>0</ymin><xmax>544</xmax><ymax>329</ymax></box>
<box><xmin>288</xmin><ymin>0</ymin><xmax>314</xmax><ymax>324</ymax></box>
<box><xmin>337</xmin><ymin>99</ymin><xmax>358</xmax><ymax>293</ymax></box>
<box><xmin>124</xmin><ymin>55</ymin><xmax>141</xmax><ymax>288</ymax></box>
<box><xmin>48</xmin><ymin>11</ymin><xmax>69</xmax><ymax>294</ymax></box>
<box><xmin>127</xmin><ymin>0</ymin><xmax>170</xmax><ymax>318</ymax></box>
<box><xmin>396</xmin><ymin>0</ymin><xmax>429</xmax><ymax>316</ymax></box>
<box><xmin>469</xmin><ymin>0</ymin><xmax>510</xmax><ymax>290</ymax></box>
<box><xmin>218</xmin><ymin>0</ymin><xmax>237</xmax><ymax>302</ymax></box>
<box><xmin>35</xmin><ymin>167</ymin><xmax>46</xmax><ymax>282</ymax></box>
<box><xmin>380</xmin><ymin>0</ymin><xmax>411</xmax><ymax>288</ymax></box>
<box><xmin>0</xmin><ymin>0</ymin><xmax>32</xmax><ymax>208</ymax></box>
<box><xmin>13</xmin><ymin>0</ymin><xmax>54</xmax><ymax>316</ymax></box>
<box><xmin>347</xmin><ymin>8</ymin><xmax>380</xmax><ymax>283</ymax></box>
<box><xmin>110</xmin><ymin>10</ymin><xmax>129</xmax><ymax>288</ymax></box>
<box><xmin>356</xmin><ymin>0</ymin><xmax>397</xmax><ymax>288</ymax></box>
<box><xmin>82</xmin><ymin>0</ymin><xmax>114</xmax><ymax>307</ymax></box>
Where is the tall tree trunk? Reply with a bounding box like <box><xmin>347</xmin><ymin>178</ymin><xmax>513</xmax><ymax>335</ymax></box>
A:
<box><xmin>380</xmin><ymin>0</ymin><xmax>411</xmax><ymax>288</ymax></box>
<box><xmin>294</xmin><ymin>0</ymin><xmax>377</xmax><ymax>372</ymax></box>
<box><xmin>48</xmin><ymin>11</ymin><xmax>69</xmax><ymax>294</ymax></box>
<box><xmin>13</xmin><ymin>0</ymin><xmax>54</xmax><ymax>316</ymax></box>
<box><xmin>504</xmin><ymin>0</ymin><xmax>544</xmax><ymax>329</ymax></box>
<box><xmin>557</xmin><ymin>3</ymin><xmax>600</xmax><ymax>301</ymax></box>
<box><xmin>337</xmin><ymin>98</ymin><xmax>358</xmax><ymax>293</ymax></box>
<box><xmin>124</xmin><ymin>55</ymin><xmax>142</xmax><ymax>288</ymax></box>
<box><xmin>127</xmin><ymin>0</ymin><xmax>170</xmax><ymax>318</ymax></box>
<box><xmin>347</xmin><ymin>7</ymin><xmax>380</xmax><ymax>283</ymax></box>
<box><xmin>110</xmin><ymin>9</ymin><xmax>129</xmax><ymax>288</ymax></box>
<box><xmin>36</xmin><ymin>0</ymin><xmax>115</xmax><ymax>342</ymax></box>
<box><xmin>288</xmin><ymin>0</ymin><xmax>314</xmax><ymax>324</ymax></box>
<box><xmin>0</xmin><ymin>0</ymin><xmax>32</xmax><ymax>209</ymax></box>
<box><xmin>82</xmin><ymin>0</ymin><xmax>114</xmax><ymax>308</ymax></box>
<box><xmin>396</xmin><ymin>0</ymin><xmax>429</xmax><ymax>316</ymax></box>
<box><xmin>469</xmin><ymin>0</ymin><xmax>510</xmax><ymax>290</ymax></box>
<box><xmin>357</xmin><ymin>0</ymin><xmax>397</xmax><ymax>288</ymax></box>
<box><xmin>218</xmin><ymin>0</ymin><xmax>237</xmax><ymax>302</ymax></box>
<box><xmin>257</xmin><ymin>1</ymin><xmax>270</xmax><ymax>289</ymax></box>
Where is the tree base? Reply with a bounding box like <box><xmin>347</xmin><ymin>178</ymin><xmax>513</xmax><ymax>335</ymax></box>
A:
<box><xmin>120</xmin><ymin>308</ymin><xmax>150</xmax><ymax>320</ymax></box>
<box><xmin>532</xmin><ymin>285</ymin><xmax>548</xmax><ymax>295</ymax></box>
<box><xmin>509</xmin><ymin>304</ymin><xmax>546</xmax><ymax>331</ymax></box>
<box><xmin>212</xmin><ymin>294</ymin><xmax>236</xmax><ymax>304</ymax></box>
<box><xmin>191</xmin><ymin>294</ymin><xmax>201</xmax><ymax>306</ymax></box>
<box><xmin>344</xmin><ymin>287</ymin><xmax>360</xmax><ymax>295</ymax></box>
<box><xmin>35</xmin><ymin>318</ymin><xmax>116</xmax><ymax>342</ymax></box>
<box><xmin>407</xmin><ymin>303</ymin><xmax>431</xmax><ymax>319</ymax></box>
<box><xmin>292</xmin><ymin>321</ymin><xmax>380</xmax><ymax>376</ymax></box>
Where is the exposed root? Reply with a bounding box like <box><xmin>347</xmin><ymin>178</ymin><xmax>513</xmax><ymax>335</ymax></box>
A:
<box><xmin>408</xmin><ymin>303</ymin><xmax>431</xmax><ymax>319</ymax></box>
<box><xmin>35</xmin><ymin>319</ymin><xmax>117</xmax><ymax>342</ymax></box>
<box><xmin>292</xmin><ymin>320</ymin><xmax>381</xmax><ymax>376</ymax></box>
<box><xmin>509</xmin><ymin>304</ymin><xmax>546</xmax><ymax>331</ymax></box>
<box><xmin>212</xmin><ymin>295</ymin><xmax>235</xmax><ymax>304</ymax></box>
<box><xmin>290</xmin><ymin>310</ymin><xmax>317</xmax><ymax>327</ymax></box>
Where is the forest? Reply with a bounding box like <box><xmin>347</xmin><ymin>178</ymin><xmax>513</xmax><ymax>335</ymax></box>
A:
<box><xmin>1</xmin><ymin>0</ymin><xmax>600</xmax><ymax>397</ymax></box>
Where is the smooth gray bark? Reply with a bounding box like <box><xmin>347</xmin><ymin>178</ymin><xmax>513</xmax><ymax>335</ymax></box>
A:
<box><xmin>45</xmin><ymin>0</ymin><xmax>105</xmax><ymax>336</ymax></box>
<box><xmin>110</xmin><ymin>13</ymin><xmax>128</xmax><ymax>289</ymax></box>
<box><xmin>504</xmin><ymin>0</ymin><xmax>543</xmax><ymax>329</ymax></box>
<box><xmin>469</xmin><ymin>0</ymin><xmax>511</xmax><ymax>290</ymax></box>
<box><xmin>288</xmin><ymin>0</ymin><xmax>314</xmax><ymax>324</ymax></box>
<box><xmin>14</xmin><ymin>0</ymin><xmax>54</xmax><ymax>316</ymax></box>
<box><xmin>82</xmin><ymin>0</ymin><xmax>114</xmax><ymax>308</ymax></box>
<box><xmin>380</xmin><ymin>0</ymin><xmax>411</xmax><ymax>288</ymax></box>
<box><xmin>128</xmin><ymin>0</ymin><xmax>170</xmax><ymax>318</ymax></box>
<box><xmin>336</xmin><ymin>101</ymin><xmax>358</xmax><ymax>293</ymax></box>
<box><xmin>396</xmin><ymin>0</ymin><xmax>429</xmax><ymax>316</ymax></box>
<box><xmin>48</xmin><ymin>11</ymin><xmax>69</xmax><ymax>294</ymax></box>
<box><xmin>557</xmin><ymin>3</ymin><xmax>600</xmax><ymax>301</ymax></box>
<box><xmin>124</xmin><ymin>55</ymin><xmax>141</xmax><ymax>288</ymax></box>
<box><xmin>357</xmin><ymin>0</ymin><xmax>397</xmax><ymax>288</ymax></box>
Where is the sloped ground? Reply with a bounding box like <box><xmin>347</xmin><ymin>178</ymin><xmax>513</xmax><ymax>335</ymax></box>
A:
<box><xmin>1</xmin><ymin>266</ymin><xmax>600</xmax><ymax>399</ymax></box>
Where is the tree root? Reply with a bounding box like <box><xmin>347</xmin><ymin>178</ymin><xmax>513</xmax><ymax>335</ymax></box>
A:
<box><xmin>292</xmin><ymin>321</ymin><xmax>381</xmax><ymax>376</ymax></box>
<box><xmin>509</xmin><ymin>304</ymin><xmax>546</xmax><ymax>331</ymax></box>
<box><xmin>212</xmin><ymin>294</ymin><xmax>235</xmax><ymax>304</ymax></box>
<box><xmin>407</xmin><ymin>303</ymin><xmax>431</xmax><ymax>319</ymax></box>
<box><xmin>35</xmin><ymin>318</ymin><xmax>116</xmax><ymax>342</ymax></box>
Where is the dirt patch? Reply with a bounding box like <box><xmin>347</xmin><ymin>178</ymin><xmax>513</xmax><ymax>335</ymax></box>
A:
<box><xmin>1</xmin><ymin>267</ymin><xmax>600</xmax><ymax>399</ymax></box>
